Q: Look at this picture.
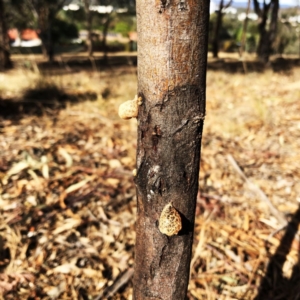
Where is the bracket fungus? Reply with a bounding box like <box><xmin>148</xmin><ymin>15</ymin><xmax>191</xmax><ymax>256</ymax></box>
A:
<box><xmin>118</xmin><ymin>95</ymin><xmax>143</xmax><ymax>120</ymax></box>
<box><xmin>159</xmin><ymin>202</ymin><xmax>182</xmax><ymax>236</ymax></box>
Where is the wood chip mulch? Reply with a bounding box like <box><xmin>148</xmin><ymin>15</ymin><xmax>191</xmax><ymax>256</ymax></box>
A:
<box><xmin>1</xmin><ymin>64</ymin><xmax>300</xmax><ymax>300</ymax></box>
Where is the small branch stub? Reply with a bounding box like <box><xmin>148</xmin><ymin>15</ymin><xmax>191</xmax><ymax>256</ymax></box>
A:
<box><xmin>118</xmin><ymin>95</ymin><xmax>143</xmax><ymax>120</ymax></box>
<box><xmin>158</xmin><ymin>203</ymin><xmax>182</xmax><ymax>236</ymax></box>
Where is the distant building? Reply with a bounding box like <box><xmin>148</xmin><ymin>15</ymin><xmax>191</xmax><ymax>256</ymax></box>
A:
<box><xmin>79</xmin><ymin>30</ymin><xmax>129</xmax><ymax>43</ymax></box>
<box><xmin>210</xmin><ymin>0</ymin><xmax>238</xmax><ymax>15</ymax></box>
<box><xmin>8</xmin><ymin>29</ymin><xmax>42</xmax><ymax>47</ymax></box>
<box><xmin>63</xmin><ymin>0</ymin><xmax>131</xmax><ymax>13</ymax></box>
<box><xmin>223</xmin><ymin>7</ymin><xmax>237</xmax><ymax>14</ymax></box>
<box><xmin>63</xmin><ymin>0</ymin><xmax>81</xmax><ymax>10</ymax></box>
<box><xmin>89</xmin><ymin>5</ymin><xmax>114</xmax><ymax>13</ymax></box>
<box><xmin>288</xmin><ymin>15</ymin><xmax>300</xmax><ymax>25</ymax></box>
<box><xmin>128</xmin><ymin>32</ymin><xmax>137</xmax><ymax>42</ymax></box>
<box><xmin>7</xmin><ymin>29</ymin><xmax>18</xmax><ymax>41</ymax></box>
<box><xmin>238</xmin><ymin>12</ymin><xmax>258</xmax><ymax>21</ymax></box>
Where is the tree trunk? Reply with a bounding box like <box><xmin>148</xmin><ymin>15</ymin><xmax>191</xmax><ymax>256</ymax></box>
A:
<box><xmin>239</xmin><ymin>0</ymin><xmax>251</xmax><ymax>73</ymax></box>
<box><xmin>102</xmin><ymin>15</ymin><xmax>111</xmax><ymax>64</ymax></box>
<box><xmin>212</xmin><ymin>0</ymin><xmax>224</xmax><ymax>58</ymax></box>
<box><xmin>254</xmin><ymin>0</ymin><xmax>279</xmax><ymax>63</ymax></box>
<box><xmin>46</xmin><ymin>20</ymin><xmax>54</xmax><ymax>63</ymax></box>
<box><xmin>35</xmin><ymin>3</ymin><xmax>66</xmax><ymax>63</ymax></box>
<box><xmin>83</xmin><ymin>0</ymin><xmax>93</xmax><ymax>57</ymax></box>
<box><xmin>256</xmin><ymin>5</ymin><xmax>270</xmax><ymax>63</ymax></box>
<box><xmin>0</xmin><ymin>0</ymin><xmax>12</xmax><ymax>71</ymax></box>
<box><xmin>133</xmin><ymin>1</ymin><xmax>210</xmax><ymax>299</ymax></box>
<box><xmin>240</xmin><ymin>0</ymin><xmax>251</xmax><ymax>56</ymax></box>
<box><xmin>268</xmin><ymin>0</ymin><xmax>279</xmax><ymax>53</ymax></box>
<box><xmin>212</xmin><ymin>0</ymin><xmax>232</xmax><ymax>59</ymax></box>
<box><xmin>37</xmin><ymin>6</ymin><xmax>54</xmax><ymax>63</ymax></box>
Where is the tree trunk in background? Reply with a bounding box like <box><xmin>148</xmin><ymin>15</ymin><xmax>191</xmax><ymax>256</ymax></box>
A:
<box><xmin>239</xmin><ymin>0</ymin><xmax>251</xmax><ymax>73</ymax></box>
<box><xmin>34</xmin><ymin>1</ymin><xmax>67</xmax><ymax>63</ymax></box>
<box><xmin>254</xmin><ymin>0</ymin><xmax>279</xmax><ymax>63</ymax></box>
<box><xmin>212</xmin><ymin>0</ymin><xmax>233</xmax><ymax>59</ymax></box>
<box><xmin>133</xmin><ymin>0</ymin><xmax>210</xmax><ymax>299</ymax></box>
<box><xmin>83</xmin><ymin>0</ymin><xmax>93</xmax><ymax>57</ymax></box>
<box><xmin>37</xmin><ymin>6</ymin><xmax>55</xmax><ymax>63</ymax></box>
<box><xmin>212</xmin><ymin>0</ymin><xmax>224</xmax><ymax>58</ymax></box>
<box><xmin>46</xmin><ymin>20</ymin><xmax>54</xmax><ymax>63</ymax></box>
<box><xmin>0</xmin><ymin>0</ymin><xmax>12</xmax><ymax>71</ymax></box>
<box><xmin>102</xmin><ymin>14</ymin><xmax>112</xmax><ymax>64</ymax></box>
<box><xmin>240</xmin><ymin>0</ymin><xmax>251</xmax><ymax>55</ymax></box>
<box><xmin>268</xmin><ymin>0</ymin><xmax>279</xmax><ymax>55</ymax></box>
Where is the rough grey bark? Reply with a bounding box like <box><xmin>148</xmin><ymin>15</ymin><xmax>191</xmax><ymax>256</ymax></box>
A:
<box><xmin>133</xmin><ymin>0</ymin><xmax>210</xmax><ymax>299</ymax></box>
<box><xmin>0</xmin><ymin>0</ymin><xmax>12</xmax><ymax>71</ymax></box>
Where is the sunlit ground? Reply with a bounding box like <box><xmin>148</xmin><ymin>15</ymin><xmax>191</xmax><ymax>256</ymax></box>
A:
<box><xmin>0</xmin><ymin>54</ymin><xmax>300</xmax><ymax>299</ymax></box>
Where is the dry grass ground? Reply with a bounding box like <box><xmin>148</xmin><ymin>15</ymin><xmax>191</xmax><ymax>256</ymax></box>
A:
<box><xmin>0</xmin><ymin>57</ymin><xmax>300</xmax><ymax>299</ymax></box>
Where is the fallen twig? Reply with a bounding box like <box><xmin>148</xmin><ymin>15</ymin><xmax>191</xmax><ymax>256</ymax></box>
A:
<box><xmin>227</xmin><ymin>154</ymin><xmax>287</xmax><ymax>226</ymax></box>
<box><xmin>94</xmin><ymin>268</ymin><xmax>134</xmax><ymax>300</ymax></box>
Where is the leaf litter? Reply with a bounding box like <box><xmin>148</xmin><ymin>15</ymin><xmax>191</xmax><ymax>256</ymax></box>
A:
<box><xmin>0</xmin><ymin>64</ymin><xmax>300</xmax><ymax>300</ymax></box>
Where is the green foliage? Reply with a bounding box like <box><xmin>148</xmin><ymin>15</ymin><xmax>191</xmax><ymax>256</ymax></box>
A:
<box><xmin>114</xmin><ymin>21</ymin><xmax>131</xmax><ymax>36</ymax></box>
<box><xmin>274</xmin><ymin>22</ymin><xmax>298</xmax><ymax>55</ymax></box>
<box><xmin>113</xmin><ymin>15</ymin><xmax>136</xmax><ymax>36</ymax></box>
<box><xmin>7</xmin><ymin>0</ymin><xmax>37</xmax><ymax>29</ymax></box>
<box><xmin>209</xmin><ymin>13</ymin><xmax>243</xmax><ymax>53</ymax></box>
<box><xmin>235</xmin><ymin>20</ymin><xmax>260</xmax><ymax>53</ymax></box>
<box><xmin>59</xmin><ymin>7</ymin><xmax>86</xmax><ymax>31</ymax></box>
<box><xmin>208</xmin><ymin>9</ymin><xmax>298</xmax><ymax>56</ymax></box>
<box><xmin>222</xmin><ymin>16</ymin><xmax>241</xmax><ymax>39</ymax></box>
<box><xmin>52</xmin><ymin>18</ymin><xmax>79</xmax><ymax>43</ymax></box>
<box><xmin>7</xmin><ymin>0</ymin><xmax>79</xmax><ymax>44</ymax></box>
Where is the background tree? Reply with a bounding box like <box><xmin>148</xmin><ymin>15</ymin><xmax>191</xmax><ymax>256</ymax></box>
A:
<box><xmin>0</xmin><ymin>0</ymin><xmax>12</xmax><ymax>71</ymax></box>
<box><xmin>238</xmin><ymin>0</ymin><xmax>251</xmax><ymax>73</ymax></box>
<box><xmin>99</xmin><ymin>10</ymin><xmax>115</xmax><ymax>62</ymax></box>
<box><xmin>212</xmin><ymin>0</ymin><xmax>233</xmax><ymax>58</ymax></box>
<box><xmin>10</xmin><ymin>0</ymin><xmax>69</xmax><ymax>62</ymax></box>
<box><xmin>239</xmin><ymin>0</ymin><xmax>251</xmax><ymax>57</ymax></box>
<box><xmin>68</xmin><ymin>0</ymin><xmax>135</xmax><ymax>60</ymax></box>
<box><xmin>9</xmin><ymin>0</ymin><xmax>79</xmax><ymax>61</ymax></box>
<box><xmin>133</xmin><ymin>0</ymin><xmax>210</xmax><ymax>299</ymax></box>
<box><xmin>274</xmin><ymin>21</ymin><xmax>297</xmax><ymax>56</ymax></box>
<box><xmin>30</xmin><ymin>0</ymin><xmax>68</xmax><ymax>62</ymax></box>
<box><xmin>253</xmin><ymin>0</ymin><xmax>279</xmax><ymax>63</ymax></box>
<box><xmin>96</xmin><ymin>0</ymin><xmax>135</xmax><ymax>62</ymax></box>
<box><xmin>7</xmin><ymin>0</ymin><xmax>36</xmax><ymax>33</ymax></box>
<box><xmin>82</xmin><ymin>0</ymin><xmax>94</xmax><ymax>57</ymax></box>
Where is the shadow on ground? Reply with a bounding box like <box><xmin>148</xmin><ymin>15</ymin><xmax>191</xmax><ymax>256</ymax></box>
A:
<box><xmin>207</xmin><ymin>57</ymin><xmax>300</xmax><ymax>74</ymax></box>
<box><xmin>0</xmin><ymin>82</ymin><xmax>97</xmax><ymax>120</ymax></box>
<box><xmin>0</xmin><ymin>55</ymin><xmax>138</xmax><ymax>122</ymax></box>
<box><xmin>1</xmin><ymin>54</ymin><xmax>299</xmax><ymax>123</ymax></box>
<box><xmin>13</xmin><ymin>54</ymin><xmax>300</xmax><ymax>75</ymax></box>
<box><xmin>14</xmin><ymin>55</ymin><xmax>138</xmax><ymax>76</ymax></box>
<box><xmin>255</xmin><ymin>206</ymin><xmax>300</xmax><ymax>300</ymax></box>
<box><xmin>48</xmin><ymin>55</ymin><xmax>299</xmax><ymax>75</ymax></box>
